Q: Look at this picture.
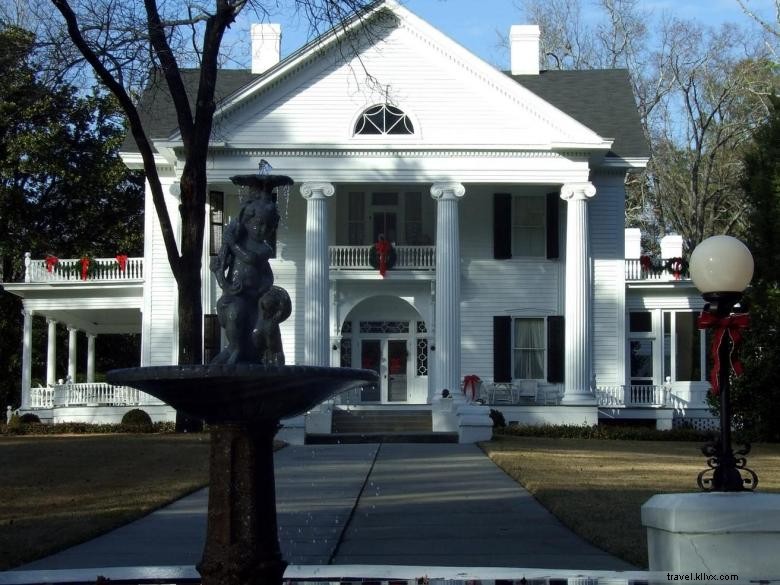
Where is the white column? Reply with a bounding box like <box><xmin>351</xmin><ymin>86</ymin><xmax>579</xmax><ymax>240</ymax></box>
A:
<box><xmin>21</xmin><ymin>310</ymin><xmax>33</xmax><ymax>409</ymax></box>
<box><xmin>46</xmin><ymin>319</ymin><xmax>57</xmax><ymax>386</ymax></box>
<box><xmin>300</xmin><ymin>182</ymin><xmax>335</xmax><ymax>366</ymax></box>
<box><xmin>560</xmin><ymin>182</ymin><xmax>597</xmax><ymax>405</ymax></box>
<box><xmin>67</xmin><ymin>327</ymin><xmax>78</xmax><ymax>382</ymax></box>
<box><xmin>430</xmin><ymin>182</ymin><xmax>465</xmax><ymax>402</ymax></box>
<box><xmin>87</xmin><ymin>334</ymin><xmax>96</xmax><ymax>383</ymax></box>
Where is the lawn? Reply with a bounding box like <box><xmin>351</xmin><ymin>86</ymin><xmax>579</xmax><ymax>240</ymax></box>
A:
<box><xmin>0</xmin><ymin>433</ymin><xmax>211</xmax><ymax>570</ymax></box>
<box><xmin>481</xmin><ymin>435</ymin><xmax>780</xmax><ymax>568</ymax></box>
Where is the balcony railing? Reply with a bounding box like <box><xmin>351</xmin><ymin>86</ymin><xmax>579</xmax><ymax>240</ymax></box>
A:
<box><xmin>329</xmin><ymin>245</ymin><xmax>436</xmax><ymax>270</ymax></box>
<box><xmin>625</xmin><ymin>259</ymin><xmax>690</xmax><ymax>281</ymax></box>
<box><xmin>24</xmin><ymin>255</ymin><xmax>144</xmax><ymax>283</ymax></box>
<box><xmin>30</xmin><ymin>383</ymin><xmax>147</xmax><ymax>408</ymax></box>
<box><xmin>595</xmin><ymin>384</ymin><xmax>670</xmax><ymax>407</ymax></box>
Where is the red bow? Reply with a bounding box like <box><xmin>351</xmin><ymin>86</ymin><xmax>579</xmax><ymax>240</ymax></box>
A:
<box><xmin>45</xmin><ymin>255</ymin><xmax>59</xmax><ymax>272</ymax></box>
<box><xmin>463</xmin><ymin>375</ymin><xmax>481</xmax><ymax>400</ymax></box>
<box><xmin>80</xmin><ymin>257</ymin><xmax>90</xmax><ymax>280</ymax></box>
<box><xmin>698</xmin><ymin>312</ymin><xmax>750</xmax><ymax>395</ymax></box>
<box><xmin>115</xmin><ymin>254</ymin><xmax>128</xmax><ymax>272</ymax></box>
<box><xmin>375</xmin><ymin>240</ymin><xmax>391</xmax><ymax>277</ymax></box>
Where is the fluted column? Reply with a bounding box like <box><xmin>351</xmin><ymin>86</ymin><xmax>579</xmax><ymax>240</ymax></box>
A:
<box><xmin>560</xmin><ymin>182</ymin><xmax>597</xmax><ymax>405</ymax></box>
<box><xmin>67</xmin><ymin>327</ymin><xmax>78</xmax><ymax>382</ymax></box>
<box><xmin>87</xmin><ymin>334</ymin><xmax>96</xmax><ymax>383</ymax></box>
<box><xmin>46</xmin><ymin>319</ymin><xmax>57</xmax><ymax>386</ymax></box>
<box><xmin>301</xmin><ymin>182</ymin><xmax>335</xmax><ymax>366</ymax></box>
<box><xmin>430</xmin><ymin>182</ymin><xmax>465</xmax><ymax>403</ymax></box>
<box><xmin>21</xmin><ymin>310</ymin><xmax>32</xmax><ymax>409</ymax></box>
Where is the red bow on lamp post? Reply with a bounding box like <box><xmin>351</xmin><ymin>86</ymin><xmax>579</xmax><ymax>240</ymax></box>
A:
<box><xmin>463</xmin><ymin>375</ymin><xmax>481</xmax><ymax>400</ymax></box>
<box><xmin>697</xmin><ymin>312</ymin><xmax>750</xmax><ymax>395</ymax></box>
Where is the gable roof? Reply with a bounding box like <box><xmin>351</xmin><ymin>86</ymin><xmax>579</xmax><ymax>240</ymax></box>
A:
<box><xmin>510</xmin><ymin>69</ymin><xmax>649</xmax><ymax>160</ymax></box>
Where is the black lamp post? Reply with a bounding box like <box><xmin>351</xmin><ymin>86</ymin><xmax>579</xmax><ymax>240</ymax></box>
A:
<box><xmin>689</xmin><ymin>235</ymin><xmax>757</xmax><ymax>492</ymax></box>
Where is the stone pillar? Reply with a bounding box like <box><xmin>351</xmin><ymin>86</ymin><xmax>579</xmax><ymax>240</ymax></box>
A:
<box><xmin>21</xmin><ymin>310</ymin><xmax>32</xmax><ymax>409</ymax></box>
<box><xmin>300</xmin><ymin>182</ymin><xmax>334</xmax><ymax>366</ymax></box>
<box><xmin>67</xmin><ymin>327</ymin><xmax>78</xmax><ymax>382</ymax></box>
<box><xmin>560</xmin><ymin>182</ymin><xmax>597</xmax><ymax>405</ymax></box>
<box><xmin>87</xmin><ymin>334</ymin><xmax>96</xmax><ymax>383</ymax></box>
<box><xmin>430</xmin><ymin>182</ymin><xmax>465</xmax><ymax>403</ymax></box>
<box><xmin>46</xmin><ymin>319</ymin><xmax>57</xmax><ymax>386</ymax></box>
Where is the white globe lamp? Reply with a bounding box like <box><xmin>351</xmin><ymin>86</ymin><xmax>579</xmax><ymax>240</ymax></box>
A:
<box><xmin>689</xmin><ymin>235</ymin><xmax>754</xmax><ymax>295</ymax></box>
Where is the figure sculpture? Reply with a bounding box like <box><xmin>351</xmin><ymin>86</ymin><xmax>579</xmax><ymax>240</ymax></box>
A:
<box><xmin>209</xmin><ymin>172</ymin><xmax>291</xmax><ymax>365</ymax></box>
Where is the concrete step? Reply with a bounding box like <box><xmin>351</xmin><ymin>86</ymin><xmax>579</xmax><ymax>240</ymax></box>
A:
<box><xmin>307</xmin><ymin>432</ymin><xmax>458</xmax><ymax>444</ymax></box>
<box><xmin>332</xmin><ymin>409</ymin><xmax>432</xmax><ymax>433</ymax></box>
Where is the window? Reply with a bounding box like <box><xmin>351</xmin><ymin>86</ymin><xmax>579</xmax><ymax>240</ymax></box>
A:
<box><xmin>512</xmin><ymin>196</ymin><xmax>546</xmax><ymax>257</ymax></box>
<box><xmin>354</xmin><ymin>104</ymin><xmax>414</xmax><ymax>135</ymax></box>
<box><xmin>494</xmin><ymin>193</ymin><xmax>559</xmax><ymax>259</ymax></box>
<box><xmin>209</xmin><ymin>191</ymin><xmax>224</xmax><ymax>256</ymax></box>
<box><xmin>664</xmin><ymin>311</ymin><xmax>704</xmax><ymax>382</ymax></box>
<box><xmin>629</xmin><ymin>311</ymin><xmax>654</xmax><ymax>385</ymax></box>
<box><xmin>513</xmin><ymin>318</ymin><xmax>545</xmax><ymax>379</ymax></box>
<box><xmin>347</xmin><ymin>192</ymin><xmax>365</xmax><ymax>245</ymax></box>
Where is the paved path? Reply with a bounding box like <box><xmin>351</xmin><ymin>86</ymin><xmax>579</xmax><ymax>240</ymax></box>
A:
<box><xmin>16</xmin><ymin>443</ymin><xmax>635</xmax><ymax>573</ymax></box>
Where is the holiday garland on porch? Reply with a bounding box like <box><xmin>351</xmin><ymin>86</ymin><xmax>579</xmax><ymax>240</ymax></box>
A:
<box><xmin>639</xmin><ymin>255</ymin><xmax>689</xmax><ymax>280</ymax></box>
<box><xmin>368</xmin><ymin>235</ymin><xmax>396</xmax><ymax>277</ymax></box>
<box><xmin>45</xmin><ymin>255</ymin><xmax>130</xmax><ymax>279</ymax></box>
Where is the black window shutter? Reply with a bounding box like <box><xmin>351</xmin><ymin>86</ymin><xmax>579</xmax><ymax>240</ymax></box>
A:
<box><xmin>493</xmin><ymin>193</ymin><xmax>512</xmax><ymax>260</ymax></box>
<box><xmin>493</xmin><ymin>316</ymin><xmax>512</xmax><ymax>383</ymax></box>
<box><xmin>547</xmin><ymin>316</ymin><xmax>565</xmax><ymax>383</ymax></box>
<box><xmin>546</xmin><ymin>192</ymin><xmax>559</xmax><ymax>260</ymax></box>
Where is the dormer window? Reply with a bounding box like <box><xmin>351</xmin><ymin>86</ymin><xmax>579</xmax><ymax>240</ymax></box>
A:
<box><xmin>354</xmin><ymin>104</ymin><xmax>414</xmax><ymax>135</ymax></box>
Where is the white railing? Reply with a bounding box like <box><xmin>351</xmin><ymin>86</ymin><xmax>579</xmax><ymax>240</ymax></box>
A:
<box><xmin>329</xmin><ymin>246</ymin><xmax>436</xmax><ymax>270</ymax></box>
<box><xmin>24</xmin><ymin>254</ymin><xmax>144</xmax><ymax>283</ymax></box>
<box><xmin>29</xmin><ymin>383</ymin><xmax>142</xmax><ymax>408</ymax></box>
<box><xmin>595</xmin><ymin>384</ymin><xmax>669</xmax><ymax>407</ymax></box>
<box><xmin>625</xmin><ymin>259</ymin><xmax>689</xmax><ymax>281</ymax></box>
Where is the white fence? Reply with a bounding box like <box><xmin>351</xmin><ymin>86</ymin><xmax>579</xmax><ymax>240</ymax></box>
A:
<box><xmin>595</xmin><ymin>384</ymin><xmax>670</xmax><ymax>407</ymax></box>
<box><xmin>30</xmin><ymin>383</ymin><xmax>144</xmax><ymax>408</ymax></box>
<box><xmin>24</xmin><ymin>255</ymin><xmax>144</xmax><ymax>283</ymax></box>
<box><xmin>329</xmin><ymin>245</ymin><xmax>435</xmax><ymax>270</ymax></box>
<box><xmin>624</xmin><ymin>258</ymin><xmax>689</xmax><ymax>281</ymax></box>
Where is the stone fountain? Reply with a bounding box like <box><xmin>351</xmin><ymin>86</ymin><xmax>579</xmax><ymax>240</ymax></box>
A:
<box><xmin>108</xmin><ymin>164</ymin><xmax>377</xmax><ymax>585</ymax></box>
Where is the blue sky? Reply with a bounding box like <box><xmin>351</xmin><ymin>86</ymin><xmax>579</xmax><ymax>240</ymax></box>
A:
<box><xmin>254</xmin><ymin>0</ymin><xmax>777</xmax><ymax>69</ymax></box>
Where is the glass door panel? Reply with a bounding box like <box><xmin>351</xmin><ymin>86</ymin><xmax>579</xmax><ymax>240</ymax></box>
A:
<box><xmin>387</xmin><ymin>340</ymin><xmax>408</xmax><ymax>402</ymax></box>
<box><xmin>372</xmin><ymin>212</ymin><xmax>397</xmax><ymax>242</ymax></box>
<box><xmin>360</xmin><ymin>339</ymin><xmax>381</xmax><ymax>402</ymax></box>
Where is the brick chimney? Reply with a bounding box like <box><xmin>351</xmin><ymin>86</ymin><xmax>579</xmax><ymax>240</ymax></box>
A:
<box><xmin>251</xmin><ymin>23</ymin><xmax>281</xmax><ymax>74</ymax></box>
<box><xmin>510</xmin><ymin>25</ymin><xmax>540</xmax><ymax>75</ymax></box>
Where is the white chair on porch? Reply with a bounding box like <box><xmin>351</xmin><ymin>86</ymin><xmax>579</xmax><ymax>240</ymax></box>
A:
<box><xmin>515</xmin><ymin>380</ymin><xmax>538</xmax><ymax>403</ymax></box>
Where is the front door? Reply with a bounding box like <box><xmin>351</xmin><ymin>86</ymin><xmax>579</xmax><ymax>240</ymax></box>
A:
<box><xmin>360</xmin><ymin>338</ymin><xmax>408</xmax><ymax>403</ymax></box>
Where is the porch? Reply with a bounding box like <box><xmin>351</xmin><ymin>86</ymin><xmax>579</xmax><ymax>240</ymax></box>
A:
<box><xmin>29</xmin><ymin>382</ymin><xmax>147</xmax><ymax>408</ymax></box>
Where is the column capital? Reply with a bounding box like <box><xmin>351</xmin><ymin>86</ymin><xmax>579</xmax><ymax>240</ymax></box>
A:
<box><xmin>68</xmin><ymin>326</ymin><xmax>78</xmax><ymax>333</ymax></box>
<box><xmin>560</xmin><ymin>182</ymin><xmax>597</xmax><ymax>202</ymax></box>
<box><xmin>47</xmin><ymin>318</ymin><xmax>57</xmax><ymax>326</ymax></box>
<box><xmin>430</xmin><ymin>182</ymin><xmax>465</xmax><ymax>201</ymax></box>
<box><xmin>300</xmin><ymin>182</ymin><xmax>335</xmax><ymax>200</ymax></box>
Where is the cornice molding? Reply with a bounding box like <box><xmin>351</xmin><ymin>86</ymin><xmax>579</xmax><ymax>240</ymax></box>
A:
<box><xmin>215</xmin><ymin>148</ymin><xmax>566</xmax><ymax>159</ymax></box>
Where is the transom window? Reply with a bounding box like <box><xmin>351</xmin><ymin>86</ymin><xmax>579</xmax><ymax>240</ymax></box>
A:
<box><xmin>354</xmin><ymin>104</ymin><xmax>414</xmax><ymax>135</ymax></box>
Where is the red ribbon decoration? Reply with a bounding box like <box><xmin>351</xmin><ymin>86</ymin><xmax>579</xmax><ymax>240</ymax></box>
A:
<box><xmin>115</xmin><ymin>254</ymin><xmax>128</xmax><ymax>272</ymax></box>
<box><xmin>45</xmin><ymin>255</ymin><xmax>58</xmax><ymax>272</ymax></box>
<box><xmin>463</xmin><ymin>375</ymin><xmax>481</xmax><ymax>400</ymax></box>
<box><xmin>80</xmin><ymin>257</ymin><xmax>90</xmax><ymax>280</ymax></box>
<box><xmin>640</xmin><ymin>255</ymin><xmax>652</xmax><ymax>271</ymax></box>
<box><xmin>697</xmin><ymin>312</ymin><xmax>750</xmax><ymax>395</ymax></box>
<box><xmin>375</xmin><ymin>239</ymin><xmax>391</xmax><ymax>277</ymax></box>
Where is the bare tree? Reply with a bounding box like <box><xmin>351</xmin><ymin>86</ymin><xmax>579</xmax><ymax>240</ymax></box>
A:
<box><xmin>32</xmin><ymin>0</ymin><xmax>378</xmax><ymax>365</ymax></box>
<box><xmin>515</xmin><ymin>0</ymin><xmax>776</xmax><ymax>252</ymax></box>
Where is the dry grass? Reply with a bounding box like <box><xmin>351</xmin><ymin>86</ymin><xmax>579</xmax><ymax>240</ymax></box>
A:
<box><xmin>482</xmin><ymin>435</ymin><xmax>780</xmax><ymax>568</ymax></box>
<box><xmin>0</xmin><ymin>433</ymin><xmax>211</xmax><ymax>570</ymax></box>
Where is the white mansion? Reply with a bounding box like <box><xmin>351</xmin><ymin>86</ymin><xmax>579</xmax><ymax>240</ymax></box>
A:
<box><xmin>2</xmin><ymin>0</ymin><xmax>715</xmax><ymax>437</ymax></box>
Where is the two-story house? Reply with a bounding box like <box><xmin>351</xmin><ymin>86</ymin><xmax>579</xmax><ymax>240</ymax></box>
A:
<box><xmin>2</xmin><ymin>0</ymin><xmax>716</xmax><ymax>436</ymax></box>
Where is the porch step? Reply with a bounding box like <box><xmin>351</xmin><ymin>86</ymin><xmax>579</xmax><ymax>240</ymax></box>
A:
<box><xmin>331</xmin><ymin>409</ymin><xmax>432</xmax><ymax>433</ymax></box>
<box><xmin>307</xmin><ymin>432</ymin><xmax>458</xmax><ymax>444</ymax></box>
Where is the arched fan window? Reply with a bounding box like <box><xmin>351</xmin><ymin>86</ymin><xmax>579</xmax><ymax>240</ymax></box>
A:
<box><xmin>354</xmin><ymin>104</ymin><xmax>415</xmax><ymax>135</ymax></box>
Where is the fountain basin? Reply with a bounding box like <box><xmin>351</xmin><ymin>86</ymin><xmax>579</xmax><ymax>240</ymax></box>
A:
<box><xmin>107</xmin><ymin>364</ymin><xmax>377</xmax><ymax>425</ymax></box>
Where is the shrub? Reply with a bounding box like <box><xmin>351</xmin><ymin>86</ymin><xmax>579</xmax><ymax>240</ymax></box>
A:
<box><xmin>121</xmin><ymin>409</ymin><xmax>152</xmax><ymax>427</ymax></box>
<box><xmin>19</xmin><ymin>413</ymin><xmax>40</xmax><ymax>424</ymax></box>
<box><xmin>497</xmin><ymin>423</ymin><xmax>717</xmax><ymax>442</ymax></box>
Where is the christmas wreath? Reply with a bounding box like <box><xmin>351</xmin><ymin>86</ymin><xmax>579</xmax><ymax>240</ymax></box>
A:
<box><xmin>664</xmin><ymin>256</ymin><xmax>688</xmax><ymax>280</ymax></box>
<box><xmin>368</xmin><ymin>238</ymin><xmax>396</xmax><ymax>276</ymax></box>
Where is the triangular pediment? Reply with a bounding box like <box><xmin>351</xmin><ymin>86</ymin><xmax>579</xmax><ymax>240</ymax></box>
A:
<box><xmin>175</xmin><ymin>1</ymin><xmax>611</xmax><ymax>154</ymax></box>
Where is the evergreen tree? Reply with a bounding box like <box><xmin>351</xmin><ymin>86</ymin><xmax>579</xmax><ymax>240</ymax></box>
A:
<box><xmin>0</xmin><ymin>25</ymin><xmax>143</xmax><ymax>410</ymax></box>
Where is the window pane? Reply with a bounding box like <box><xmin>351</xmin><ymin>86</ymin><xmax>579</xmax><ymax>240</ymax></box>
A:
<box><xmin>511</xmin><ymin>196</ymin><xmax>545</xmax><ymax>257</ymax></box>
<box><xmin>630</xmin><ymin>339</ymin><xmax>653</xmax><ymax>381</ymax></box>
<box><xmin>630</xmin><ymin>311</ymin><xmax>652</xmax><ymax>332</ymax></box>
<box><xmin>513</xmin><ymin>318</ymin><xmax>544</xmax><ymax>379</ymax></box>
<box><xmin>675</xmin><ymin>312</ymin><xmax>701</xmax><ymax>381</ymax></box>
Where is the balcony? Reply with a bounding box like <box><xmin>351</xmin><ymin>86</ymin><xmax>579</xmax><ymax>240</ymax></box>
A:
<box><xmin>22</xmin><ymin>255</ymin><xmax>144</xmax><ymax>283</ymax></box>
<box><xmin>624</xmin><ymin>258</ymin><xmax>690</xmax><ymax>282</ymax></box>
<box><xmin>329</xmin><ymin>245</ymin><xmax>436</xmax><ymax>271</ymax></box>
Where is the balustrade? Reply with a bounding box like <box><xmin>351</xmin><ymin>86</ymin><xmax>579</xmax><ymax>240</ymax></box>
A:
<box><xmin>329</xmin><ymin>245</ymin><xmax>435</xmax><ymax>270</ymax></box>
<box><xmin>23</xmin><ymin>255</ymin><xmax>143</xmax><ymax>283</ymax></box>
<box><xmin>595</xmin><ymin>384</ymin><xmax>669</xmax><ymax>407</ymax></box>
<box><xmin>29</xmin><ymin>383</ymin><xmax>143</xmax><ymax>408</ymax></box>
<box><xmin>625</xmin><ymin>259</ymin><xmax>690</xmax><ymax>281</ymax></box>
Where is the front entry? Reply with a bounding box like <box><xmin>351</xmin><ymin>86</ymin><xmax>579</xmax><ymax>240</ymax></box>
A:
<box><xmin>360</xmin><ymin>338</ymin><xmax>409</xmax><ymax>402</ymax></box>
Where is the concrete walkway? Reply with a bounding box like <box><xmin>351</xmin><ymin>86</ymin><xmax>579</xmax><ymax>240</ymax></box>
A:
<box><xmin>16</xmin><ymin>443</ymin><xmax>635</xmax><ymax>573</ymax></box>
